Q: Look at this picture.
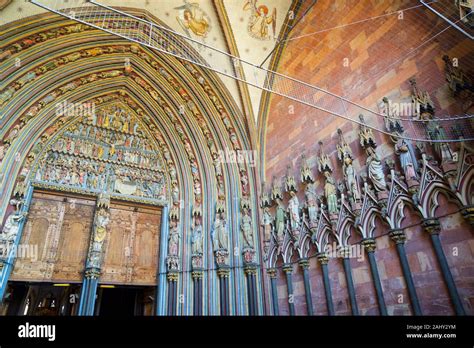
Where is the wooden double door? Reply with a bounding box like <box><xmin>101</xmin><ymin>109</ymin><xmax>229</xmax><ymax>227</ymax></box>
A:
<box><xmin>7</xmin><ymin>190</ymin><xmax>162</xmax><ymax>315</ymax></box>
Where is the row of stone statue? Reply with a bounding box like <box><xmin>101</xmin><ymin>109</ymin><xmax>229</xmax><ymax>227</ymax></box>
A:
<box><xmin>165</xmin><ymin>200</ymin><xmax>256</xmax><ymax>271</ymax></box>
<box><xmin>37</xmin><ymin>159</ymin><xmax>166</xmax><ymax>200</ymax></box>
<box><xmin>54</xmin><ymin>134</ymin><xmax>159</xmax><ymax>169</ymax></box>
<box><xmin>42</xmin><ymin>152</ymin><xmax>161</xmax><ymax>179</ymax></box>
<box><xmin>55</xmin><ymin>121</ymin><xmax>160</xmax><ymax>169</ymax></box>
<box><xmin>69</xmin><ymin>122</ymin><xmax>145</xmax><ymax>147</ymax></box>
<box><xmin>260</xmin><ymin>73</ymin><xmax>468</xmax><ymax>249</ymax></box>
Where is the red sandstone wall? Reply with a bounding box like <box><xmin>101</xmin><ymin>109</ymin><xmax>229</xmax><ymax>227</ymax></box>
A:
<box><xmin>263</xmin><ymin>0</ymin><xmax>474</xmax><ymax>315</ymax></box>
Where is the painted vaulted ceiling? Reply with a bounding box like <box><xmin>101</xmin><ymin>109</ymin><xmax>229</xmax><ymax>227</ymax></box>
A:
<box><xmin>0</xmin><ymin>0</ymin><xmax>293</xmax><ymax>125</ymax></box>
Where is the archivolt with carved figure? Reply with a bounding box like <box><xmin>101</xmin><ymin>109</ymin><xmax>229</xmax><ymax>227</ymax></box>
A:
<box><xmin>0</xmin><ymin>0</ymin><xmax>473</xmax><ymax>320</ymax></box>
<box><xmin>0</xmin><ymin>6</ymin><xmax>258</xmax><ymax>317</ymax></box>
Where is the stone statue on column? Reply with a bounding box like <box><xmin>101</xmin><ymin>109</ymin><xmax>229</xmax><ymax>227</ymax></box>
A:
<box><xmin>285</xmin><ymin>165</ymin><xmax>297</xmax><ymax>193</ymax></box>
<box><xmin>287</xmin><ymin>191</ymin><xmax>300</xmax><ymax>242</ymax></box>
<box><xmin>300</xmin><ymin>153</ymin><xmax>314</xmax><ymax>183</ymax></box>
<box><xmin>323</xmin><ymin>172</ymin><xmax>338</xmax><ymax>217</ymax></box>
<box><xmin>191</xmin><ymin>213</ymin><xmax>203</xmax><ymax>256</ymax></box>
<box><xmin>212</xmin><ymin>212</ymin><xmax>228</xmax><ymax>250</ymax></box>
<box><xmin>274</xmin><ymin>198</ymin><xmax>286</xmax><ymax>245</ymax></box>
<box><xmin>301</xmin><ymin>152</ymin><xmax>318</xmax><ymax>230</ymax></box>
<box><xmin>428</xmin><ymin>119</ymin><xmax>459</xmax><ymax>187</ymax></box>
<box><xmin>443</xmin><ymin>55</ymin><xmax>473</xmax><ymax>111</ymax></box>
<box><xmin>166</xmin><ymin>230</ymin><xmax>180</xmax><ymax>272</ymax></box>
<box><xmin>241</xmin><ymin>207</ymin><xmax>256</xmax><ymax>264</ymax></box>
<box><xmin>261</xmin><ymin>206</ymin><xmax>273</xmax><ymax>260</ymax></box>
<box><xmin>359</xmin><ymin>115</ymin><xmax>388</xmax><ymax>200</ymax></box>
<box><xmin>366</xmin><ymin>146</ymin><xmax>388</xmax><ymax>193</ymax></box>
<box><xmin>166</xmin><ymin>192</ymin><xmax>181</xmax><ymax>272</ymax></box>
<box><xmin>240</xmin><ymin>197</ymin><xmax>256</xmax><ymax>264</ymax></box>
<box><xmin>304</xmin><ymin>183</ymin><xmax>318</xmax><ymax>229</ymax></box>
<box><xmin>337</xmin><ymin>129</ymin><xmax>362</xmax><ymax>211</ymax></box>
<box><xmin>86</xmin><ymin>194</ymin><xmax>110</xmax><ymax>271</ymax></box>
<box><xmin>410</xmin><ymin>78</ymin><xmax>435</xmax><ymax>121</ymax></box>
<box><xmin>191</xmin><ymin>206</ymin><xmax>203</xmax><ymax>272</ymax></box>
<box><xmin>428</xmin><ymin>121</ymin><xmax>455</xmax><ymax>163</ymax></box>
<box><xmin>359</xmin><ymin>114</ymin><xmax>377</xmax><ymax>149</ymax></box>
<box><xmin>285</xmin><ymin>164</ymin><xmax>300</xmax><ymax>243</ymax></box>
<box><xmin>168</xmin><ymin>222</ymin><xmax>180</xmax><ymax>256</ymax></box>
<box><xmin>271</xmin><ymin>175</ymin><xmax>283</xmax><ymax>201</ymax></box>
<box><xmin>318</xmin><ymin>141</ymin><xmax>338</xmax><ymax>219</ymax></box>
<box><xmin>260</xmin><ymin>182</ymin><xmax>271</xmax><ymax>208</ymax></box>
<box><xmin>215</xmin><ymin>194</ymin><xmax>226</xmax><ymax>215</ymax></box>
<box><xmin>260</xmin><ymin>183</ymin><xmax>273</xmax><ymax>259</ymax></box>
<box><xmin>382</xmin><ymin>97</ymin><xmax>420</xmax><ymax>188</ymax></box>
<box><xmin>0</xmin><ymin>198</ymin><xmax>27</xmax><ymax>247</ymax></box>
<box><xmin>166</xmin><ymin>220</ymin><xmax>180</xmax><ymax>271</ymax></box>
<box><xmin>262</xmin><ymin>207</ymin><xmax>273</xmax><ymax>242</ymax></box>
<box><xmin>394</xmin><ymin>136</ymin><xmax>419</xmax><ymax>181</ymax></box>
<box><xmin>212</xmin><ymin>199</ymin><xmax>229</xmax><ymax>267</ymax></box>
<box><xmin>381</xmin><ymin>97</ymin><xmax>404</xmax><ymax>136</ymax></box>
<box><xmin>241</xmin><ymin>199</ymin><xmax>254</xmax><ymax>248</ymax></box>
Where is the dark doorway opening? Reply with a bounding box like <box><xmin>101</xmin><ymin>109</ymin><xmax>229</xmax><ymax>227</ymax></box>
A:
<box><xmin>3</xmin><ymin>281</ymin><xmax>81</xmax><ymax>316</ymax></box>
<box><xmin>96</xmin><ymin>286</ymin><xmax>155</xmax><ymax>316</ymax></box>
<box><xmin>5</xmin><ymin>283</ymin><xmax>28</xmax><ymax>315</ymax></box>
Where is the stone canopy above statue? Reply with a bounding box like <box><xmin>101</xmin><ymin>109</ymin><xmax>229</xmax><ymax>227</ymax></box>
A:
<box><xmin>32</xmin><ymin>103</ymin><xmax>168</xmax><ymax>203</ymax></box>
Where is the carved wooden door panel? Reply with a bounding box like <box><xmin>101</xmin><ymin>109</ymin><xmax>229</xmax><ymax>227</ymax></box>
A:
<box><xmin>100</xmin><ymin>202</ymin><xmax>161</xmax><ymax>286</ymax></box>
<box><xmin>10</xmin><ymin>191</ymin><xmax>95</xmax><ymax>282</ymax></box>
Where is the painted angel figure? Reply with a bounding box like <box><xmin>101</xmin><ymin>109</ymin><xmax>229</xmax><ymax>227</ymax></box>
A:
<box><xmin>243</xmin><ymin>0</ymin><xmax>277</xmax><ymax>41</ymax></box>
<box><xmin>175</xmin><ymin>1</ymin><xmax>211</xmax><ymax>39</ymax></box>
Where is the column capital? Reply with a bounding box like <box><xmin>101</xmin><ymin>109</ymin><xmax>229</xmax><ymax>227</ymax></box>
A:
<box><xmin>282</xmin><ymin>264</ymin><xmax>293</xmax><ymax>274</ymax></box>
<box><xmin>244</xmin><ymin>265</ymin><xmax>258</xmax><ymax>276</ymax></box>
<box><xmin>191</xmin><ymin>270</ymin><xmax>203</xmax><ymax>280</ymax></box>
<box><xmin>461</xmin><ymin>206</ymin><xmax>474</xmax><ymax>226</ymax></box>
<box><xmin>316</xmin><ymin>252</ymin><xmax>329</xmax><ymax>265</ymax></box>
<box><xmin>388</xmin><ymin>228</ymin><xmax>407</xmax><ymax>244</ymax></box>
<box><xmin>422</xmin><ymin>218</ymin><xmax>441</xmax><ymax>235</ymax></box>
<box><xmin>361</xmin><ymin>238</ymin><xmax>377</xmax><ymax>253</ymax></box>
<box><xmin>167</xmin><ymin>271</ymin><xmax>179</xmax><ymax>282</ymax></box>
<box><xmin>217</xmin><ymin>267</ymin><xmax>230</xmax><ymax>278</ymax></box>
<box><xmin>84</xmin><ymin>268</ymin><xmax>101</xmax><ymax>279</ymax></box>
<box><xmin>298</xmin><ymin>258</ymin><xmax>310</xmax><ymax>269</ymax></box>
<box><xmin>266</xmin><ymin>268</ymin><xmax>277</xmax><ymax>278</ymax></box>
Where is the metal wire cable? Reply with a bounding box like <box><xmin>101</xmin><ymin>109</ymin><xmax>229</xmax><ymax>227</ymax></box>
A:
<box><xmin>27</xmin><ymin>0</ymin><xmax>474</xmax><ymax>143</ymax></box>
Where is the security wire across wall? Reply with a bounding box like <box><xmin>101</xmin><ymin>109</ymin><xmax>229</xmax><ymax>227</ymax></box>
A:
<box><xmin>30</xmin><ymin>0</ymin><xmax>474</xmax><ymax>142</ymax></box>
<box><xmin>420</xmin><ymin>0</ymin><xmax>474</xmax><ymax>39</ymax></box>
